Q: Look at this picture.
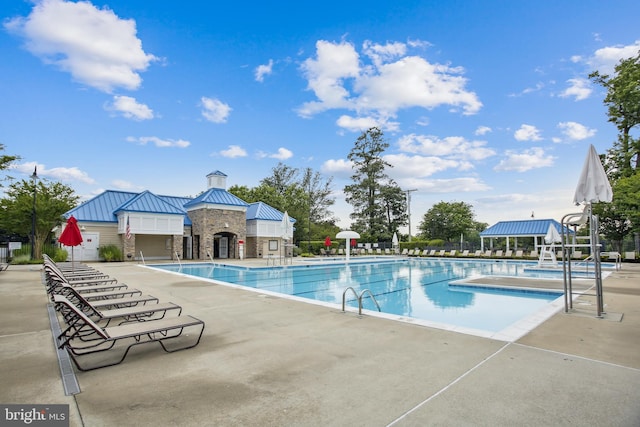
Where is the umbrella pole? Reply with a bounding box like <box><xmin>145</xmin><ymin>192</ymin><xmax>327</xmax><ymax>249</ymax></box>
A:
<box><xmin>590</xmin><ymin>210</ymin><xmax>605</xmax><ymax>317</ymax></box>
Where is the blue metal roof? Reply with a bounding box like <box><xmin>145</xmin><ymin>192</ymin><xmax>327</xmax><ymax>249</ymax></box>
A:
<box><xmin>65</xmin><ymin>188</ymin><xmax>295</xmax><ymax>228</ymax></box>
<box><xmin>183</xmin><ymin>188</ymin><xmax>249</xmax><ymax>208</ymax></box>
<box><xmin>66</xmin><ymin>191</ymin><xmax>138</xmax><ymax>223</ymax></box>
<box><xmin>115</xmin><ymin>191</ymin><xmax>186</xmax><ymax>215</ymax></box>
<box><xmin>480</xmin><ymin>219</ymin><xmax>573</xmax><ymax>237</ymax></box>
<box><xmin>247</xmin><ymin>202</ymin><xmax>296</xmax><ymax>223</ymax></box>
<box><xmin>206</xmin><ymin>170</ymin><xmax>227</xmax><ymax>177</ymax></box>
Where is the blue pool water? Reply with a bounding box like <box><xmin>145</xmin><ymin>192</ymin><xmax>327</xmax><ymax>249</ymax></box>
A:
<box><xmin>151</xmin><ymin>258</ymin><xmax>566</xmax><ymax>335</ymax></box>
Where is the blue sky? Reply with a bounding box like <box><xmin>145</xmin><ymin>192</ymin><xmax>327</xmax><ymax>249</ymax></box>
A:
<box><xmin>2</xmin><ymin>0</ymin><xmax>639</xmax><ymax>233</ymax></box>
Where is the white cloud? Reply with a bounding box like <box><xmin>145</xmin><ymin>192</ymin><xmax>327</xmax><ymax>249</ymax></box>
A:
<box><xmin>475</xmin><ymin>126</ymin><xmax>492</xmax><ymax>136</ymax></box>
<box><xmin>219</xmin><ymin>145</ymin><xmax>247</xmax><ymax>158</ymax></box>
<box><xmin>255</xmin><ymin>59</ymin><xmax>274</xmax><ymax>82</ymax></box>
<box><xmin>200</xmin><ymin>97</ymin><xmax>232</xmax><ymax>123</ymax></box>
<box><xmin>297</xmin><ymin>39</ymin><xmax>482</xmax><ymax>127</ymax></box>
<box><xmin>398</xmin><ymin>177</ymin><xmax>490</xmax><ymax>193</ymax></box>
<box><xmin>397</xmin><ymin>134</ymin><xmax>495</xmax><ymax>161</ymax></box>
<box><xmin>111</xmin><ymin>179</ymin><xmax>143</xmax><ymax>191</ymax></box>
<box><xmin>514</xmin><ymin>124</ymin><xmax>543</xmax><ymax>141</ymax></box>
<box><xmin>322</xmin><ymin>158</ymin><xmax>353</xmax><ymax>175</ymax></box>
<box><xmin>557</xmin><ymin>121</ymin><xmax>596</xmax><ymax>141</ymax></box>
<box><xmin>270</xmin><ymin>147</ymin><xmax>293</xmax><ymax>160</ymax></box>
<box><xmin>13</xmin><ymin>161</ymin><xmax>95</xmax><ymax>184</ymax></box>
<box><xmin>336</xmin><ymin>115</ymin><xmax>383</xmax><ymax>132</ymax></box>
<box><xmin>126</xmin><ymin>136</ymin><xmax>190</xmax><ymax>148</ymax></box>
<box><xmin>559</xmin><ymin>78</ymin><xmax>592</xmax><ymax>101</ymax></box>
<box><xmin>107</xmin><ymin>95</ymin><xmax>154</xmax><ymax>120</ymax></box>
<box><xmin>257</xmin><ymin>147</ymin><xmax>293</xmax><ymax>160</ymax></box>
<box><xmin>384</xmin><ymin>153</ymin><xmax>460</xmax><ymax>177</ymax></box>
<box><xmin>4</xmin><ymin>0</ymin><xmax>157</xmax><ymax>92</ymax></box>
<box><xmin>587</xmin><ymin>40</ymin><xmax>640</xmax><ymax>75</ymax></box>
<box><xmin>494</xmin><ymin>147</ymin><xmax>555</xmax><ymax>172</ymax></box>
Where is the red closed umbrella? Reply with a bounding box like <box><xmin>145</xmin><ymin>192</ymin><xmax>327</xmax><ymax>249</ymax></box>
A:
<box><xmin>58</xmin><ymin>216</ymin><xmax>83</xmax><ymax>268</ymax></box>
<box><xmin>324</xmin><ymin>236</ymin><xmax>332</xmax><ymax>247</ymax></box>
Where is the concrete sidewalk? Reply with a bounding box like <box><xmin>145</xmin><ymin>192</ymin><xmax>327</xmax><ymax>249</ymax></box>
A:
<box><xmin>1</xmin><ymin>261</ymin><xmax>639</xmax><ymax>426</ymax></box>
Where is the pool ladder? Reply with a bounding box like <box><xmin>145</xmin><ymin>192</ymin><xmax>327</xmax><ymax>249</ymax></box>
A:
<box><xmin>342</xmin><ymin>287</ymin><xmax>381</xmax><ymax>316</ymax></box>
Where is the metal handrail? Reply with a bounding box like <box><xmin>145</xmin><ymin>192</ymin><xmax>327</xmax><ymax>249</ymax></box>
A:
<box><xmin>139</xmin><ymin>250</ymin><xmax>145</xmax><ymax>265</ymax></box>
<box><xmin>174</xmin><ymin>251</ymin><xmax>182</xmax><ymax>268</ymax></box>
<box><xmin>342</xmin><ymin>287</ymin><xmax>382</xmax><ymax>315</ymax></box>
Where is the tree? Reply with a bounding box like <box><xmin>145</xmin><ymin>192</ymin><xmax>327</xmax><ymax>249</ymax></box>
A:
<box><xmin>589</xmin><ymin>51</ymin><xmax>640</xmax><ymax>177</ymax></box>
<box><xmin>418</xmin><ymin>201</ymin><xmax>477</xmax><ymax>242</ymax></box>
<box><xmin>0</xmin><ymin>144</ymin><xmax>19</xmax><ymax>188</ymax></box>
<box><xmin>343</xmin><ymin>127</ymin><xmax>407</xmax><ymax>241</ymax></box>
<box><xmin>0</xmin><ymin>178</ymin><xmax>79</xmax><ymax>259</ymax></box>
<box><xmin>590</xmin><ymin>51</ymin><xmax>640</xmax><ymax>245</ymax></box>
<box><xmin>228</xmin><ymin>162</ymin><xmax>336</xmax><ymax>245</ymax></box>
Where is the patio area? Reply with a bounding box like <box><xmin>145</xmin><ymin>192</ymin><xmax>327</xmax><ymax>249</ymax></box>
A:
<box><xmin>1</xmin><ymin>260</ymin><xmax>639</xmax><ymax>426</ymax></box>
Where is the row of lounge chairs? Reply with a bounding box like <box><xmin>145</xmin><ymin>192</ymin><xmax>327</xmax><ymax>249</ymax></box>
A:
<box><xmin>43</xmin><ymin>255</ymin><xmax>205</xmax><ymax>371</ymax></box>
<box><xmin>403</xmin><ymin>249</ymin><xmax>547</xmax><ymax>258</ymax></box>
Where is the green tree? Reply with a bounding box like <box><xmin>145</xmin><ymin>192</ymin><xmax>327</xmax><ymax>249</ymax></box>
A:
<box><xmin>589</xmin><ymin>51</ymin><xmax>640</xmax><ymax>177</ymax></box>
<box><xmin>229</xmin><ymin>163</ymin><xmax>336</xmax><ymax>245</ymax></box>
<box><xmin>0</xmin><ymin>144</ymin><xmax>20</xmax><ymax>187</ymax></box>
<box><xmin>590</xmin><ymin>51</ymin><xmax>640</xmax><ymax>245</ymax></box>
<box><xmin>344</xmin><ymin>127</ymin><xmax>407</xmax><ymax>241</ymax></box>
<box><xmin>0</xmin><ymin>178</ymin><xmax>79</xmax><ymax>259</ymax></box>
<box><xmin>418</xmin><ymin>201</ymin><xmax>477</xmax><ymax>242</ymax></box>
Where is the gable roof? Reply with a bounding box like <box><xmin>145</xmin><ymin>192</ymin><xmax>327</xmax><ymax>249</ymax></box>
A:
<box><xmin>480</xmin><ymin>219</ymin><xmax>572</xmax><ymax>237</ymax></box>
<box><xmin>183</xmin><ymin>188</ymin><xmax>248</xmax><ymax>209</ymax></box>
<box><xmin>247</xmin><ymin>202</ymin><xmax>296</xmax><ymax>222</ymax></box>
<box><xmin>114</xmin><ymin>191</ymin><xmax>186</xmax><ymax>215</ymax></box>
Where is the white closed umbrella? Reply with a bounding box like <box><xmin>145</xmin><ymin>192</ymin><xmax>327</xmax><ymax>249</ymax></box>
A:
<box><xmin>392</xmin><ymin>232</ymin><xmax>399</xmax><ymax>253</ymax></box>
<box><xmin>544</xmin><ymin>223</ymin><xmax>562</xmax><ymax>245</ymax></box>
<box><xmin>569</xmin><ymin>144</ymin><xmax>612</xmax><ymax>317</ymax></box>
<box><xmin>573</xmin><ymin>144</ymin><xmax>613</xmax><ymax>205</ymax></box>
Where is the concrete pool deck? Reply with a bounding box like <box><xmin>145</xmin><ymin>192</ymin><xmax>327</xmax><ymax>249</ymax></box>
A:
<box><xmin>1</xmin><ymin>260</ymin><xmax>639</xmax><ymax>426</ymax></box>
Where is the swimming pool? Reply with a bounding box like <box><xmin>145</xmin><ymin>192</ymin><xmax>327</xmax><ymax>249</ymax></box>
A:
<box><xmin>150</xmin><ymin>258</ymin><xmax>574</xmax><ymax>340</ymax></box>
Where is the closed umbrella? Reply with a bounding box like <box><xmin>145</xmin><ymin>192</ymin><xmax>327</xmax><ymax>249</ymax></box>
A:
<box><xmin>573</xmin><ymin>144</ymin><xmax>613</xmax><ymax>205</ymax></box>
<box><xmin>324</xmin><ymin>236</ymin><xmax>332</xmax><ymax>254</ymax></box>
<box><xmin>58</xmin><ymin>216</ymin><xmax>83</xmax><ymax>269</ymax></box>
<box><xmin>570</xmin><ymin>144</ymin><xmax>612</xmax><ymax>317</ymax></box>
<box><xmin>392</xmin><ymin>232</ymin><xmax>399</xmax><ymax>254</ymax></box>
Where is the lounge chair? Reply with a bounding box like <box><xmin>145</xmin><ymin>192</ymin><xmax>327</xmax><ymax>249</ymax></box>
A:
<box><xmin>473</xmin><ymin>250</ymin><xmax>482</xmax><ymax>257</ymax></box>
<box><xmin>384</xmin><ymin>248</ymin><xmax>391</xmax><ymax>255</ymax></box>
<box><xmin>437</xmin><ymin>250</ymin><xmax>446</xmax><ymax>256</ymax></box>
<box><xmin>53</xmin><ymin>295</ymin><xmax>204</xmax><ymax>371</ymax></box>
<box><xmin>427</xmin><ymin>250</ymin><xmax>436</xmax><ymax>256</ymax></box>
<box><xmin>447</xmin><ymin>250</ymin><xmax>456</xmax><ymax>257</ymax></box>
<box><xmin>55</xmin><ymin>287</ymin><xmax>182</xmax><ymax>327</ymax></box>
<box><xmin>571</xmin><ymin>250</ymin><xmax>582</xmax><ymax>259</ymax></box>
<box><xmin>529</xmin><ymin>250</ymin><xmax>538</xmax><ymax>258</ymax></box>
<box><xmin>0</xmin><ymin>263</ymin><xmax>9</xmax><ymax>272</ymax></box>
<box><xmin>407</xmin><ymin>249</ymin><xmax>415</xmax><ymax>256</ymax></box>
<box><xmin>376</xmin><ymin>248</ymin><xmax>382</xmax><ymax>255</ymax></box>
<box><xmin>482</xmin><ymin>250</ymin><xmax>492</xmax><ymax>257</ymax></box>
<box><xmin>504</xmin><ymin>250</ymin><xmax>512</xmax><ymax>257</ymax></box>
<box><xmin>624</xmin><ymin>251</ymin><xmax>636</xmax><ymax>261</ymax></box>
<box><xmin>401</xmin><ymin>248</ymin><xmax>408</xmax><ymax>255</ymax></box>
<box><xmin>495</xmin><ymin>250</ymin><xmax>503</xmax><ymax>257</ymax></box>
<box><xmin>460</xmin><ymin>250</ymin><xmax>469</xmax><ymax>257</ymax></box>
<box><xmin>514</xmin><ymin>250</ymin><xmax>523</xmax><ymax>258</ymax></box>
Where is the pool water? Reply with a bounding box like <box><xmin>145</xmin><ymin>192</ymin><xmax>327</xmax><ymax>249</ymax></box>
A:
<box><xmin>151</xmin><ymin>258</ymin><xmax>565</xmax><ymax>335</ymax></box>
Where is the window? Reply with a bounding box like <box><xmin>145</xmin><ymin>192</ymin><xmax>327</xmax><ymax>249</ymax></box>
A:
<box><xmin>269</xmin><ymin>240</ymin><xmax>278</xmax><ymax>250</ymax></box>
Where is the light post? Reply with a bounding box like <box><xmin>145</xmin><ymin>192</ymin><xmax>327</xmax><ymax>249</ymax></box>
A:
<box><xmin>405</xmin><ymin>188</ymin><xmax>417</xmax><ymax>242</ymax></box>
<box><xmin>30</xmin><ymin>166</ymin><xmax>38</xmax><ymax>260</ymax></box>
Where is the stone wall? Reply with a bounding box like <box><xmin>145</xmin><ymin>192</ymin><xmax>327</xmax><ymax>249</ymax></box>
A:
<box><xmin>188</xmin><ymin>208</ymin><xmax>246</xmax><ymax>259</ymax></box>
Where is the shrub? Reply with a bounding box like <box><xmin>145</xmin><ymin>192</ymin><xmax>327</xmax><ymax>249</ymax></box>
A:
<box><xmin>99</xmin><ymin>244</ymin><xmax>123</xmax><ymax>262</ymax></box>
<box><xmin>52</xmin><ymin>248</ymin><xmax>69</xmax><ymax>262</ymax></box>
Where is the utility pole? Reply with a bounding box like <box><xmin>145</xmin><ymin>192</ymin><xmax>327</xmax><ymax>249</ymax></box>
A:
<box><xmin>30</xmin><ymin>166</ymin><xmax>38</xmax><ymax>260</ymax></box>
<box><xmin>405</xmin><ymin>189</ymin><xmax>417</xmax><ymax>242</ymax></box>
